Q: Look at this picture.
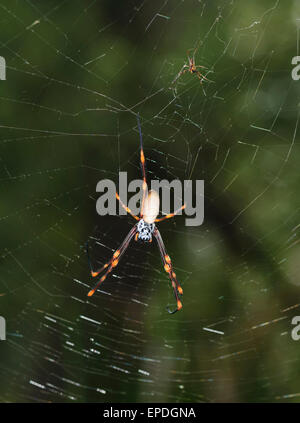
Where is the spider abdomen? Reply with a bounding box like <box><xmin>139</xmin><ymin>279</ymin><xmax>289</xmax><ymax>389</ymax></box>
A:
<box><xmin>137</xmin><ymin>219</ymin><xmax>155</xmax><ymax>242</ymax></box>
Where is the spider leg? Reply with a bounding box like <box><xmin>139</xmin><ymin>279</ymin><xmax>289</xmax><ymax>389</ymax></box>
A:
<box><xmin>187</xmin><ymin>45</ymin><xmax>201</xmax><ymax>63</ymax></box>
<box><xmin>116</xmin><ymin>192</ymin><xmax>139</xmax><ymax>221</ymax></box>
<box><xmin>86</xmin><ymin>241</ymin><xmax>108</xmax><ymax>278</ymax></box>
<box><xmin>187</xmin><ymin>48</ymin><xmax>195</xmax><ymax>63</ymax></box>
<box><xmin>155</xmin><ymin>204</ymin><xmax>186</xmax><ymax>223</ymax></box>
<box><xmin>86</xmin><ymin>226</ymin><xmax>136</xmax><ymax>278</ymax></box>
<box><xmin>87</xmin><ymin>225</ymin><xmax>137</xmax><ymax>297</ymax></box>
<box><xmin>136</xmin><ymin>115</ymin><xmax>148</xmax><ymax>218</ymax></box>
<box><xmin>172</xmin><ymin>66</ymin><xmax>188</xmax><ymax>84</ymax></box>
<box><xmin>196</xmin><ymin>71</ymin><xmax>210</xmax><ymax>83</ymax></box>
<box><xmin>154</xmin><ymin>227</ymin><xmax>183</xmax><ymax>314</ymax></box>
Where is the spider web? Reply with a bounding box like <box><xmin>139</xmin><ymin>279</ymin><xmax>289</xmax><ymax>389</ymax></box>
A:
<box><xmin>0</xmin><ymin>0</ymin><xmax>300</xmax><ymax>403</ymax></box>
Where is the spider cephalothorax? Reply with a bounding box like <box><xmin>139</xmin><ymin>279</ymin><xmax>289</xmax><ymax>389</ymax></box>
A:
<box><xmin>87</xmin><ymin>115</ymin><xmax>186</xmax><ymax>314</ymax></box>
<box><xmin>136</xmin><ymin>219</ymin><xmax>155</xmax><ymax>243</ymax></box>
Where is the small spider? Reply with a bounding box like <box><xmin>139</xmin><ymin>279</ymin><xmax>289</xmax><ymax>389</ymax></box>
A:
<box><xmin>87</xmin><ymin>116</ymin><xmax>185</xmax><ymax>314</ymax></box>
<box><xmin>172</xmin><ymin>48</ymin><xmax>209</xmax><ymax>85</ymax></box>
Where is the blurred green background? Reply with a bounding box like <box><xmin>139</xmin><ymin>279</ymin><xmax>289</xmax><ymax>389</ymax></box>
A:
<box><xmin>0</xmin><ymin>0</ymin><xmax>300</xmax><ymax>402</ymax></box>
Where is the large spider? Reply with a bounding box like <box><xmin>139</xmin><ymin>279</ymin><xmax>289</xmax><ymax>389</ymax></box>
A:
<box><xmin>172</xmin><ymin>48</ymin><xmax>209</xmax><ymax>85</ymax></box>
<box><xmin>87</xmin><ymin>116</ymin><xmax>185</xmax><ymax>314</ymax></box>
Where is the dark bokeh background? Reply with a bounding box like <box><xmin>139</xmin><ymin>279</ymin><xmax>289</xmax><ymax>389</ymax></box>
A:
<box><xmin>0</xmin><ymin>0</ymin><xmax>300</xmax><ymax>402</ymax></box>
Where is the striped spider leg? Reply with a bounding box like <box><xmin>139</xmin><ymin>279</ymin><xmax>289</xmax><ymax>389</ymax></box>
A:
<box><xmin>153</xmin><ymin>227</ymin><xmax>183</xmax><ymax>314</ymax></box>
<box><xmin>86</xmin><ymin>225</ymin><xmax>137</xmax><ymax>297</ymax></box>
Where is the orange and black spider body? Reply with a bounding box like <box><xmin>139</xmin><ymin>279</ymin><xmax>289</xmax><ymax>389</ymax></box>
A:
<box><xmin>135</xmin><ymin>219</ymin><xmax>155</xmax><ymax>243</ymax></box>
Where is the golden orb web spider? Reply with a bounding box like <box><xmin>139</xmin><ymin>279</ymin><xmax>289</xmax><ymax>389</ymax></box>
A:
<box><xmin>172</xmin><ymin>48</ymin><xmax>209</xmax><ymax>85</ymax></box>
<box><xmin>86</xmin><ymin>116</ymin><xmax>186</xmax><ymax>314</ymax></box>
